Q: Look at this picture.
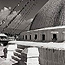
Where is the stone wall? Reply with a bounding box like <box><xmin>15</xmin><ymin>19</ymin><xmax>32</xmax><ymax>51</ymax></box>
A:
<box><xmin>38</xmin><ymin>47</ymin><xmax>65</xmax><ymax>65</ymax></box>
<box><xmin>19</xmin><ymin>28</ymin><xmax>65</xmax><ymax>42</ymax></box>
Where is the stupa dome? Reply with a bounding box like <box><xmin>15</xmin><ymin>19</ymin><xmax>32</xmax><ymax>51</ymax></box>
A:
<box><xmin>30</xmin><ymin>0</ymin><xmax>65</xmax><ymax>30</ymax></box>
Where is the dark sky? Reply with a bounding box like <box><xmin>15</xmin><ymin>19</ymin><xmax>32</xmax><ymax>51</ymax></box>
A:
<box><xmin>0</xmin><ymin>0</ymin><xmax>48</xmax><ymax>19</ymax></box>
<box><xmin>0</xmin><ymin>0</ymin><xmax>25</xmax><ymax>10</ymax></box>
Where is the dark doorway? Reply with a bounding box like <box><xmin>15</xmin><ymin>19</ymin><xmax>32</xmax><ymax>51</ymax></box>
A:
<box><xmin>25</xmin><ymin>35</ymin><xmax>27</xmax><ymax>40</ymax></box>
<box><xmin>23</xmin><ymin>35</ymin><xmax>24</xmax><ymax>40</ymax></box>
<box><xmin>42</xmin><ymin>34</ymin><xmax>45</xmax><ymax>40</ymax></box>
<box><xmin>52</xmin><ymin>34</ymin><xmax>57</xmax><ymax>42</ymax></box>
<box><xmin>35</xmin><ymin>34</ymin><xmax>37</xmax><ymax>40</ymax></box>
<box><xmin>30</xmin><ymin>35</ymin><xmax>31</xmax><ymax>40</ymax></box>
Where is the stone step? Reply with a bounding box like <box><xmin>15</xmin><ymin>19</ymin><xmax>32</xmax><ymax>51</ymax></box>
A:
<box><xmin>17</xmin><ymin>45</ymin><xmax>25</xmax><ymax>49</ymax></box>
<box><xmin>12</xmin><ymin>55</ymin><xmax>21</xmax><ymax>61</ymax></box>
<box><xmin>17</xmin><ymin>44</ymin><xmax>28</xmax><ymax>49</ymax></box>
<box><xmin>14</xmin><ymin>51</ymin><xmax>21</xmax><ymax>56</ymax></box>
<box><xmin>21</xmin><ymin>53</ymin><xmax>27</xmax><ymax>62</ymax></box>
<box><xmin>15</xmin><ymin>48</ymin><xmax>23</xmax><ymax>53</ymax></box>
<box><xmin>13</xmin><ymin>51</ymin><xmax>27</xmax><ymax>62</ymax></box>
<box><xmin>14</xmin><ymin>51</ymin><xmax>22</xmax><ymax>58</ymax></box>
<box><xmin>10</xmin><ymin>58</ymin><xmax>18</xmax><ymax>64</ymax></box>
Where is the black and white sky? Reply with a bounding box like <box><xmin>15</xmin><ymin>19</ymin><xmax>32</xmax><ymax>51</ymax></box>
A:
<box><xmin>0</xmin><ymin>0</ymin><xmax>48</xmax><ymax>34</ymax></box>
<box><xmin>0</xmin><ymin>0</ymin><xmax>48</xmax><ymax>19</ymax></box>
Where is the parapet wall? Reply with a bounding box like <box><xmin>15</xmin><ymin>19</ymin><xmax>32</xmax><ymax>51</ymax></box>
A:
<box><xmin>38</xmin><ymin>47</ymin><xmax>65</xmax><ymax>65</ymax></box>
<box><xmin>9</xmin><ymin>41</ymin><xmax>65</xmax><ymax>65</ymax></box>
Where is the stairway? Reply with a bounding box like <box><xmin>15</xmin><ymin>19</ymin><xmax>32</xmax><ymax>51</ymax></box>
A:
<box><xmin>10</xmin><ymin>44</ymin><xmax>28</xmax><ymax>65</ymax></box>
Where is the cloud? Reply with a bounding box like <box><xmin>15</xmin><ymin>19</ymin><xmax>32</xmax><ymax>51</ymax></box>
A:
<box><xmin>4</xmin><ymin>7</ymin><xmax>9</xmax><ymax>11</ymax></box>
<box><xmin>1</xmin><ymin>7</ymin><xmax>9</xmax><ymax>12</ymax></box>
<box><xmin>0</xmin><ymin>7</ymin><xmax>21</xmax><ymax>20</ymax></box>
<box><xmin>0</xmin><ymin>7</ymin><xmax>22</xmax><ymax>27</ymax></box>
<box><xmin>9</xmin><ymin>7</ymin><xmax>11</xmax><ymax>9</ymax></box>
<box><xmin>0</xmin><ymin>7</ymin><xmax>10</xmax><ymax>17</ymax></box>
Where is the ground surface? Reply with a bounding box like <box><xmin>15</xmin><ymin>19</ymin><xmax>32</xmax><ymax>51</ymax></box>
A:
<box><xmin>0</xmin><ymin>43</ymin><xmax>40</xmax><ymax>65</ymax></box>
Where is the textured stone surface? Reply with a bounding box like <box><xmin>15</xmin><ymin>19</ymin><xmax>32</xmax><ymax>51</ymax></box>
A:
<box><xmin>30</xmin><ymin>0</ymin><xmax>65</xmax><ymax>30</ymax></box>
<box><xmin>38</xmin><ymin>47</ymin><xmax>65</xmax><ymax>65</ymax></box>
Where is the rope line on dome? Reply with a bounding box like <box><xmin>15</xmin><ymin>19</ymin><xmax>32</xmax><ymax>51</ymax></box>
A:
<box><xmin>1</xmin><ymin>0</ymin><xmax>36</xmax><ymax>35</ymax></box>
<box><xmin>8</xmin><ymin>0</ymin><xmax>22</xmax><ymax>15</ymax></box>
<box><xmin>12</xmin><ymin>1</ymin><xmax>37</xmax><ymax>34</ymax></box>
<box><xmin>2</xmin><ymin>0</ymin><xmax>36</xmax><ymax>34</ymax></box>
<box><xmin>0</xmin><ymin>0</ymin><xmax>23</xmax><ymax>26</ymax></box>
<box><xmin>11</xmin><ymin>1</ymin><xmax>33</xmax><ymax>30</ymax></box>
<box><xmin>2</xmin><ymin>1</ymin><xmax>31</xmax><ymax>32</ymax></box>
<box><xmin>12</xmin><ymin>3</ymin><xmax>36</xmax><ymax>32</ymax></box>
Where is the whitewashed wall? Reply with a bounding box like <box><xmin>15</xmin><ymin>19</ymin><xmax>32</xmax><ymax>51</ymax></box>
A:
<box><xmin>19</xmin><ymin>28</ymin><xmax>65</xmax><ymax>42</ymax></box>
